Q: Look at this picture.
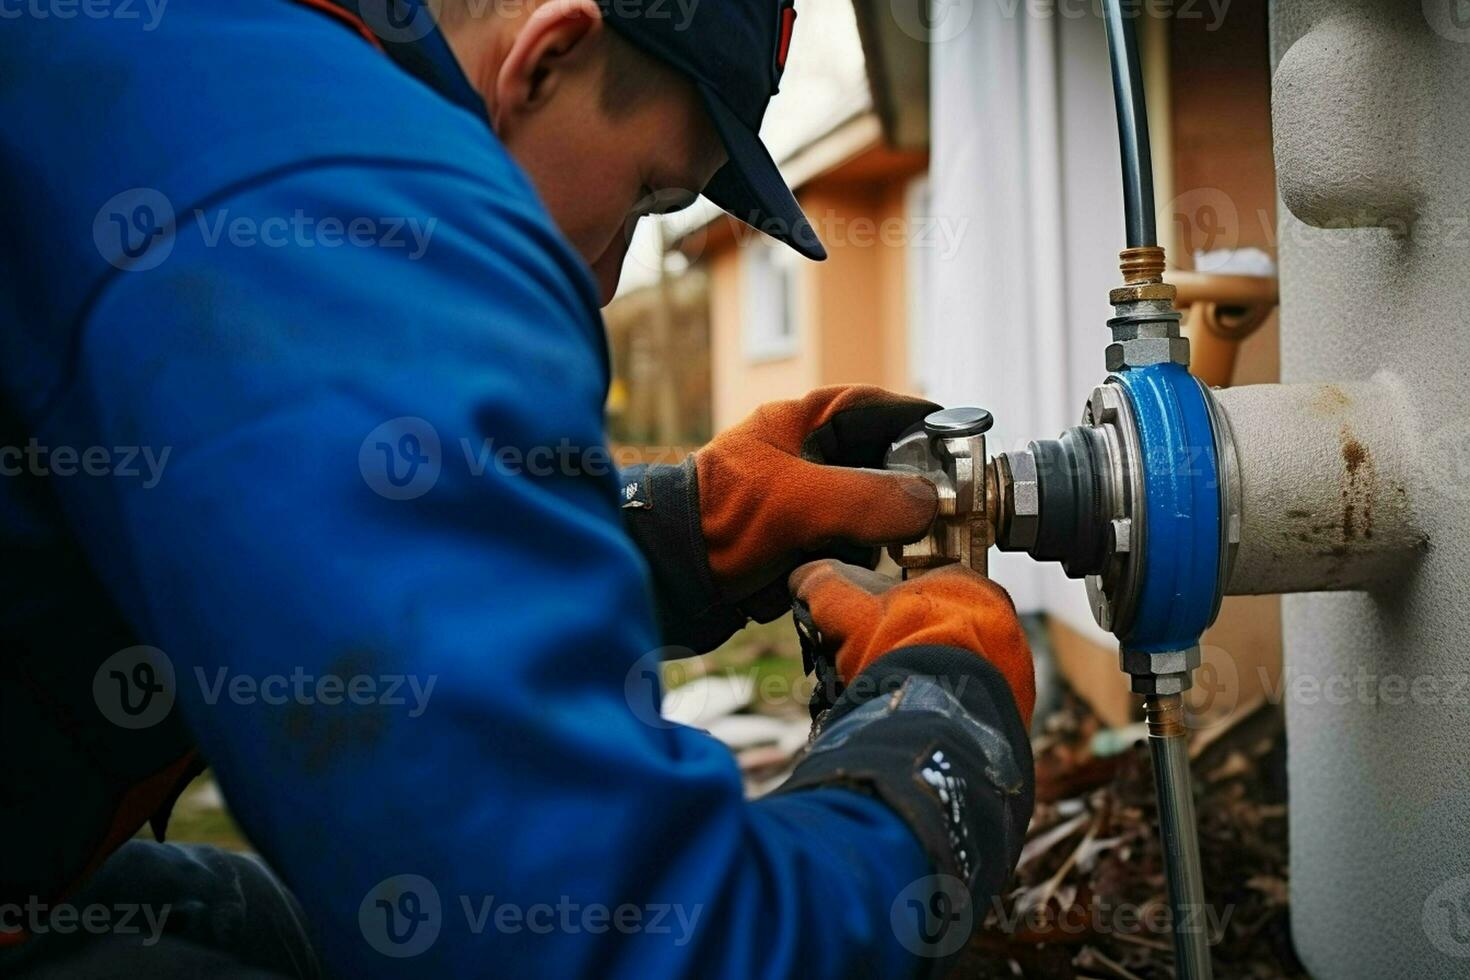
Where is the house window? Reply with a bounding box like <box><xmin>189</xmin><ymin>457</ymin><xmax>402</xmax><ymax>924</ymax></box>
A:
<box><xmin>742</xmin><ymin>241</ymin><xmax>801</xmax><ymax>362</ymax></box>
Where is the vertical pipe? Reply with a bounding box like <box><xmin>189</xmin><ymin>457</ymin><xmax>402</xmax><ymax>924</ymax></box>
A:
<box><xmin>1099</xmin><ymin>5</ymin><xmax>1209</xmax><ymax>972</ymax></box>
<box><xmin>1100</xmin><ymin>0</ymin><xmax>1158</xmax><ymax>248</ymax></box>
<box><xmin>1146</xmin><ymin>694</ymin><xmax>1212</xmax><ymax>980</ymax></box>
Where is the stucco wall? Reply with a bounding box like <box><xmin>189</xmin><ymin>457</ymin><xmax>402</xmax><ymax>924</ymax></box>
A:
<box><xmin>708</xmin><ymin>245</ymin><xmax>815</xmax><ymax>431</ymax></box>
<box><xmin>1270</xmin><ymin>2</ymin><xmax>1470</xmax><ymax>974</ymax></box>
<box><xmin>708</xmin><ymin>180</ymin><xmax>919</xmax><ymax>431</ymax></box>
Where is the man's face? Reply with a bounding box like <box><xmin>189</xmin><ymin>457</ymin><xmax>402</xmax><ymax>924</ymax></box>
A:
<box><xmin>443</xmin><ymin>3</ymin><xmax>729</xmax><ymax>304</ymax></box>
<box><xmin>501</xmin><ymin>69</ymin><xmax>727</xmax><ymax>305</ymax></box>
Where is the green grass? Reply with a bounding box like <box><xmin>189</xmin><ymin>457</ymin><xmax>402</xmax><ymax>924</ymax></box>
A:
<box><xmin>662</xmin><ymin>613</ymin><xmax>809</xmax><ymax>718</ymax></box>
<box><xmin>141</xmin><ymin>774</ymin><xmax>251</xmax><ymax>851</ymax></box>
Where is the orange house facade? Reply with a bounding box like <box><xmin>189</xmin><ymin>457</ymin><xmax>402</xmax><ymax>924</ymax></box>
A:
<box><xmin>680</xmin><ymin>112</ymin><xmax>931</xmax><ymax>431</ymax></box>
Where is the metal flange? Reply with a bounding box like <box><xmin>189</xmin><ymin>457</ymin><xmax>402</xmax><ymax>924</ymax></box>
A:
<box><xmin>1082</xmin><ymin>381</ymin><xmax>1146</xmax><ymax>636</ymax></box>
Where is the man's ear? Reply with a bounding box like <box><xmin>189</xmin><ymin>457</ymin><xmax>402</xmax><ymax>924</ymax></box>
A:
<box><xmin>493</xmin><ymin>0</ymin><xmax>604</xmax><ymax>132</ymax></box>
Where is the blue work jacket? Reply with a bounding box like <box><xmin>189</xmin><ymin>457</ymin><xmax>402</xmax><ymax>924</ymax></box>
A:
<box><xmin>0</xmin><ymin>2</ymin><xmax>933</xmax><ymax>976</ymax></box>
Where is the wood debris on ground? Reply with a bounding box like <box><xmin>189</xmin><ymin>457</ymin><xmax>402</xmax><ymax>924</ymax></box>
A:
<box><xmin>953</xmin><ymin>690</ymin><xmax>1305</xmax><ymax>979</ymax></box>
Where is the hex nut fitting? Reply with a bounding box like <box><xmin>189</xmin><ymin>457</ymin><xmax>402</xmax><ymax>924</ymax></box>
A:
<box><xmin>1119</xmin><ymin>647</ymin><xmax>1200</xmax><ymax>677</ymax></box>
<box><xmin>1108</xmin><ymin>315</ymin><xmax>1181</xmax><ymax>341</ymax></box>
<box><xmin>1109</xmin><ymin>282</ymin><xmax>1178</xmax><ymax>304</ymax></box>
<box><xmin>1106</xmin><ymin>336</ymin><xmax>1191</xmax><ymax>371</ymax></box>
<box><xmin>1120</xmin><ymin>646</ymin><xmax>1201</xmax><ymax>696</ymax></box>
<box><xmin>1130</xmin><ymin>673</ymin><xmax>1193</xmax><ymax>696</ymax></box>
<box><xmin>998</xmin><ymin>450</ymin><xmax>1040</xmax><ymax>551</ymax></box>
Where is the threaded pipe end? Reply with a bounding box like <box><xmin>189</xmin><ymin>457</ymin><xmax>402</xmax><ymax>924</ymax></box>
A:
<box><xmin>1120</xmin><ymin>246</ymin><xmax>1167</xmax><ymax>284</ymax></box>
<box><xmin>1145</xmin><ymin>693</ymin><xmax>1186</xmax><ymax>738</ymax></box>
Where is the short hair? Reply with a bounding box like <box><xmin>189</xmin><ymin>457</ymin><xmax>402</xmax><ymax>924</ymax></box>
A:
<box><xmin>598</xmin><ymin>28</ymin><xmax>665</xmax><ymax>117</ymax></box>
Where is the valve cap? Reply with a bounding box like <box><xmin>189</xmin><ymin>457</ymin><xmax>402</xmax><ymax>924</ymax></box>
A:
<box><xmin>924</xmin><ymin>407</ymin><xmax>993</xmax><ymax>438</ymax></box>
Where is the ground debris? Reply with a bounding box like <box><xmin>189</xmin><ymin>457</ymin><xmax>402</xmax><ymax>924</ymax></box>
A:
<box><xmin>952</xmin><ymin>690</ymin><xmax>1305</xmax><ymax>979</ymax></box>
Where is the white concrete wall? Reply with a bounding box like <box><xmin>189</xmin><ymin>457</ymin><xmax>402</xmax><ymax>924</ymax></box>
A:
<box><xmin>1271</xmin><ymin>1</ymin><xmax>1470</xmax><ymax>975</ymax></box>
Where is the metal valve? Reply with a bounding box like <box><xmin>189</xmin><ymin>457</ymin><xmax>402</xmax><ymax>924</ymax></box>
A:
<box><xmin>882</xmin><ymin>406</ymin><xmax>995</xmax><ymax>575</ymax></box>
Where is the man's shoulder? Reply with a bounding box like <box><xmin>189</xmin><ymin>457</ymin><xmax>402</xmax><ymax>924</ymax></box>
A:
<box><xmin>0</xmin><ymin>0</ymin><xmax>594</xmax><ymax>415</ymax></box>
<box><xmin>1</xmin><ymin>0</ymin><xmax>555</xmax><ymax>319</ymax></box>
<box><xmin>14</xmin><ymin>2</ymin><xmax>521</xmax><ymax>193</ymax></box>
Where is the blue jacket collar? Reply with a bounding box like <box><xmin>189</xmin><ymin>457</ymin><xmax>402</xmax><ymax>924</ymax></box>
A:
<box><xmin>316</xmin><ymin>0</ymin><xmax>491</xmax><ymax>128</ymax></box>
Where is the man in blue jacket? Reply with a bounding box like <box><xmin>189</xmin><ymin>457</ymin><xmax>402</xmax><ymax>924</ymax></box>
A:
<box><xmin>0</xmin><ymin>0</ymin><xmax>1036</xmax><ymax>976</ymax></box>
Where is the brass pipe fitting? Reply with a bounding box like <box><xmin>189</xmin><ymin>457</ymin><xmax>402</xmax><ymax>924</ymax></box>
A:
<box><xmin>1107</xmin><ymin>245</ymin><xmax>1188</xmax><ymax>371</ymax></box>
<box><xmin>1111</xmin><ymin>246</ymin><xmax>1178</xmax><ymax>306</ymax></box>
<box><xmin>1144</xmin><ymin>691</ymin><xmax>1187</xmax><ymax>738</ymax></box>
<box><xmin>1119</xmin><ymin>244</ymin><xmax>1167</xmax><ymax>283</ymax></box>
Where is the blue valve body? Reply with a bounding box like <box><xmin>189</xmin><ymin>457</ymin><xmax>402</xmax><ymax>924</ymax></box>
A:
<box><xmin>1111</xmin><ymin>364</ymin><xmax>1222</xmax><ymax>653</ymax></box>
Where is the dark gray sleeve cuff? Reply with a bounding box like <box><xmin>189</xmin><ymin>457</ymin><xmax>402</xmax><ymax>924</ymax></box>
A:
<box><xmin>620</xmin><ymin>460</ymin><xmax>887</xmax><ymax>653</ymax></box>
<box><xmin>775</xmin><ymin>646</ymin><xmax>1035</xmax><ymax>964</ymax></box>
<box><xmin>619</xmin><ymin>460</ymin><xmax>746</xmax><ymax>653</ymax></box>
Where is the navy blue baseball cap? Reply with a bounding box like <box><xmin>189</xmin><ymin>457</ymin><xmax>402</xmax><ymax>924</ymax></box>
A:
<box><xmin>600</xmin><ymin>0</ymin><xmax>827</xmax><ymax>260</ymax></box>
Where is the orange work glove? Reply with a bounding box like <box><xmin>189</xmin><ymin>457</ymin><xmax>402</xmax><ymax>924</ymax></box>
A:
<box><xmin>695</xmin><ymin>386</ymin><xmax>939</xmax><ymax>599</ymax></box>
<box><xmin>789</xmin><ymin>560</ymin><xmax>1036</xmax><ymax>727</ymax></box>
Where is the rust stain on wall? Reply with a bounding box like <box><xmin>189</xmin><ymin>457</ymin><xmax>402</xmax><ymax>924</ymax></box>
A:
<box><xmin>1340</xmin><ymin>424</ymin><xmax>1376</xmax><ymax>542</ymax></box>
